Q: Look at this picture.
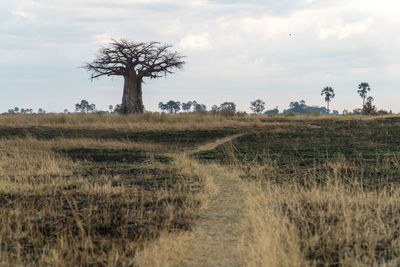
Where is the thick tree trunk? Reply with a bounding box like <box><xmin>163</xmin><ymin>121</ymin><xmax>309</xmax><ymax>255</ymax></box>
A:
<box><xmin>136</xmin><ymin>78</ymin><xmax>144</xmax><ymax>112</ymax></box>
<box><xmin>121</xmin><ymin>71</ymin><xmax>144</xmax><ymax>114</ymax></box>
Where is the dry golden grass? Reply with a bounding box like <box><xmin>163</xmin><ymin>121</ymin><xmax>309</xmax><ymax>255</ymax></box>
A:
<box><xmin>134</xmin><ymin>231</ymin><xmax>191</xmax><ymax>267</ymax></box>
<box><xmin>0</xmin><ymin>135</ymin><xmax>203</xmax><ymax>266</ymax></box>
<box><xmin>0</xmin><ymin>113</ymin><xmax>259</xmax><ymax>131</ymax></box>
<box><xmin>1</xmin><ymin>136</ymin><xmax>168</xmax><ymax>153</ymax></box>
<box><xmin>239</xmin><ymin>182</ymin><xmax>302</xmax><ymax>267</ymax></box>
<box><xmin>238</xmin><ymin>157</ymin><xmax>400</xmax><ymax>266</ymax></box>
<box><xmin>127</xmin><ymin>148</ymin><xmax>217</xmax><ymax>267</ymax></box>
<box><xmin>2</xmin><ymin>114</ymin><xmax>400</xmax><ymax>266</ymax></box>
<box><xmin>1</xmin><ymin>112</ymin><xmax>394</xmax><ymax>131</ymax></box>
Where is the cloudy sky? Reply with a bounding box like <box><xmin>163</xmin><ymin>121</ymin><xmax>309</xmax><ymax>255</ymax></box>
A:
<box><xmin>1</xmin><ymin>0</ymin><xmax>399</xmax><ymax>113</ymax></box>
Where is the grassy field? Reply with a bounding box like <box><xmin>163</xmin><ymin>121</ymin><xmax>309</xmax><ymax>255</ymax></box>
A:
<box><xmin>0</xmin><ymin>114</ymin><xmax>227</xmax><ymax>265</ymax></box>
<box><xmin>1</xmin><ymin>113</ymin><xmax>400</xmax><ymax>266</ymax></box>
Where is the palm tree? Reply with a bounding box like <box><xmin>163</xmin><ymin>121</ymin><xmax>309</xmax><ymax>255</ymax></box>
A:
<box><xmin>321</xmin><ymin>86</ymin><xmax>335</xmax><ymax>112</ymax></box>
<box><xmin>367</xmin><ymin>96</ymin><xmax>374</xmax><ymax>103</ymax></box>
<box><xmin>358</xmin><ymin>82</ymin><xmax>370</xmax><ymax>106</ymax></box>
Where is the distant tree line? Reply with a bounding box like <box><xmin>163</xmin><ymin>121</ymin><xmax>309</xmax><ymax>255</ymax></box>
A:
<box><xmin>153</xmin><ymin>82</ymin><xmax>392</xmax><ymax>116</ymax></box>
<box><xmin>158</xmin><ymin>100</ymin><xmax>208</xmax><ymax>114</ymax></box>
<box><xmin>157</xmin><ymin>101</ymin><xmax>240</xmax><ymax>114</ymax></box>
<box><xmin>7</xmin><ymin>107</ymin><xmax>45</xmax><ymax>114</ymax></box>
<box><xmin>3</xmin><ymin>82</ymin><xmax>394</xmax><ymax>116</ymax></box>
<box><xmin>282</xmin><ymin>100</ymin><xmax>335</xmax><ymax>115</ymax></box>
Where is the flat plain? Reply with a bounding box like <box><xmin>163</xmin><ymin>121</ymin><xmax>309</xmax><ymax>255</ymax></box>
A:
<box><xmin>1</xmin><ymin>113</ymin><xmax>400</xmax><ymax>266</ymax></box>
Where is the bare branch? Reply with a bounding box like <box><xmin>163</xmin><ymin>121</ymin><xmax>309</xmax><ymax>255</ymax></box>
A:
<box><xmin>83</xmin><ymin>39</ymin><xmax>185</xmax><ymax>80</ymax></box>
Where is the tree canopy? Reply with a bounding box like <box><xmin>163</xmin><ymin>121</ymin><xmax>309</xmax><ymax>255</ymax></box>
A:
<box><xmin>84</xmin><ymin>39</ymin><xmax>185</xmax><ymax>114</ymax></box>
<box><xmin>284</xmin><ymin>100</ymin><xmax>331</xmax><ymax>115</ymax></box>
<box><xmin>159</xmin><ymin>100</ymin><xmax>181</xmax><ymax>114</ymax></box>
<box><xmin>75</xmin><ymin>100</ymin><xmax>96</xmax><ymax>113</ymax></box>
<box><xmin>219</xmin><ymin>102</ymin><xmax>236</xmax><ymax>112</ymax></box>
<box><xmin>85</xmin><ymin>40</ymin><xmax>185</xmax><ymax>80</ymax></box>
<box><xmin>358</xmin><ymin>82</ymin><xmax>371</xmax><ymax>106</ymax></box>
<box><xmin>250</xmin><ymin>99</ymin><xmax>266</xmax><ymax>114</ymax></box>
<box><xmin>321</xmin><ymin>87</ymin><xmax>335</xmax><ymax>112</ymax></box>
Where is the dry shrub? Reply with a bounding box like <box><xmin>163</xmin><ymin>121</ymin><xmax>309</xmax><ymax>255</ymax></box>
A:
<box><xmin>134</xmin><ymin>232</ymin><xmax>190</xmax><ymax>267</ymax></box>
<box><xmin>239</xmin><ymin>181</ymin><xmax>302</xmax><ymax>267</ymax></box>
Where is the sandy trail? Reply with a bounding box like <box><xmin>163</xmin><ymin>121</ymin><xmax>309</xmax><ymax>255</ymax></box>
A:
<box><xmin>191</xmin><ymin>133</ymin><xmax>244</xmax><ymax>154</ymax></box>
<box><xmin>181</xmin><ymin>134</ymin><xmax>246</xmax><ymax>266</ymax></box>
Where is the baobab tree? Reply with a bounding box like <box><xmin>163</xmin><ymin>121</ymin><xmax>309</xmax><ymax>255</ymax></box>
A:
<box><xmin>321</xmin><ymin>86</ymin><xmax>335</xmax><ymax>112</ymax></box>
<box><xmin>357</xmin><ymin>82</ymin><xmax>371</xmax><ymax>107</ymax></box>
<box><xmin>84</xmin><ymin>39</ymin><xmax>185</xmax><ymax>114</ymax></box>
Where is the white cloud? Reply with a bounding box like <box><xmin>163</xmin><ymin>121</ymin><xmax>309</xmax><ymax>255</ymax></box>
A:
<box><xmin>12</xmin><ymin>9</ymin><xmax>37</xmax><ymax>21</ymax></box>
<box><xmin>239</xmin><ymin>13</ymin><xmax>308</xmax><ymax>40</ymax></box>
<box><xmin>2</xmin><ymin>0</ymin><xmax>400</xmax><ymax>112</ymax></box>
<box><xmin>178</xmin><ymin>33</ymin><xmax>211</xmax><ymax>51</ymax></box>
<box><xmin>93</xmin><ymin>32</ymin><xmax>114</xmax><ymax>45</ymax></box>
<box><xmin>11</xmin><ymin>0</ymin><xmax>39</xmax><ymax>21</ymax></box>
<box><xmin>318</xmin><ymin>18</ymin><xmax>374</xmax><ymax>40</ymax></box>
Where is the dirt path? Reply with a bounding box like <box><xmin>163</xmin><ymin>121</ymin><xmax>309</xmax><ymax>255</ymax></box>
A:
<box><xmin>135</xmin><ymin>133</ymin><xmax>247</xmax><ymax>266</ymax></box>
<box><xmin>191</xmin><ymin>133</ymin><xmax>244</xmax><ymax>154</ymax></box>
<box><xmin>181</xmin><ymin>134</ymin><xmax>246</xmax><ymax>266</ymax></box>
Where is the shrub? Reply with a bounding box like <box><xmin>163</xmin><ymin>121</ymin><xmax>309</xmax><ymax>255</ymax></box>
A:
<box><xmin>362</xmin><ymin>102</ymin><xmax>377</xmax><ymax>115</ymax></box>
<box><xmin>284</xmin><ymin>112</ymin><xmax>296</xmax><ymax>117</ymax></box>
<box><xmin>194</xmin><ymin>110</ymin><xmax>208</xmax><ymax>116</ymax></box>
<box><xmin>235</xmin><ymin>111</ymin><xmax>248</xmax><ymax>117</ymax></box>
<box><xmin>219</xmin><ymin>109</ymin><xmax>235</xmax><ymax>117</ymax></box>
<box><xmin>377</xmin><ymin>110</ymin><xmax>389</xmax><ymax>116</ymax></box>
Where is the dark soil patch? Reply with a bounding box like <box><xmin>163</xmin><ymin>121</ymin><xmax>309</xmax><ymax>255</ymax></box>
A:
<box><xmin>194</xmin><ymin>119</ymin><xmax>400</xmax><ymax>185</ymax></box>
<box><xmin>110</xmin><ymin>168</ymin><xmax>201</xmax><ymax>192</ymax></box>
<box><xmin>0</xmin><ymin>191</ymin><xmax>200</xmax><ymax>258</ymax></box>
<box><xmin>0</xmin><ymin>126</ymin><xmax>238</xmax><ymax>147</ymax></box>
<box><xmin>195</xmin><ymin>120</ymin><xmax>400</xmax><ymax>166</ymax></box>
<box><xmin>56</xmin><ymin>148</ymin><xmax>171</xmax><ymax>164</ymax></box>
